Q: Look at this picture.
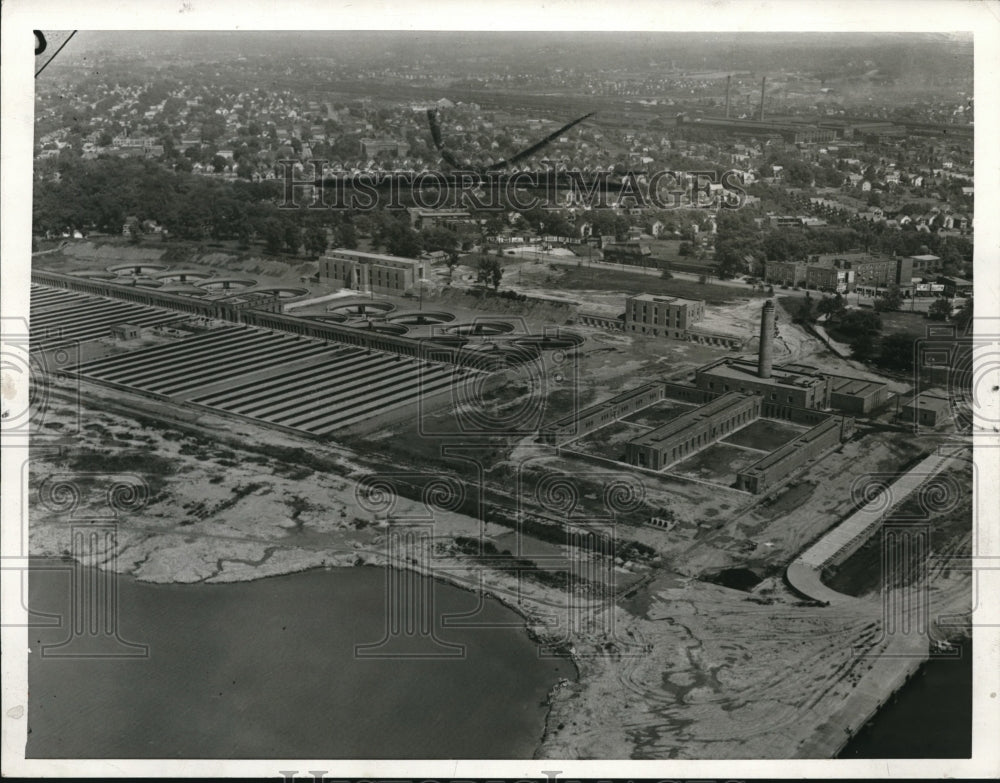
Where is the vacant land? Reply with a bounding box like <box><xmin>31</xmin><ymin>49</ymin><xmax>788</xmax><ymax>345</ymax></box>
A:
<box><xmin>551</xmin><ymin>265</ymin><xmax>753</xmax><ymax>305</ymax></box>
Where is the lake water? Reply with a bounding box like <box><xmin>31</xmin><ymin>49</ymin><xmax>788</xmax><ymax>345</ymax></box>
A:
<box><xmin>26</xmin><ymin>563</ymin><xmax>569</xmax><ymax>759</ymax></box>
<box><xmin>839</xmin><ymin>638</ymin><xmax>972</xmax><ymax>758</ymax></box>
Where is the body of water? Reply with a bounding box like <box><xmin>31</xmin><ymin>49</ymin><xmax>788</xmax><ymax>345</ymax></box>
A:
<box><xmin>839</xmin><ymin>638</ymin><xmax>972</xmax><ymax>758</ymax></box>
<box><xmin>27</xmin><ymin>563</ymin><xmax>569</xmax><ymax>759</ymax></box>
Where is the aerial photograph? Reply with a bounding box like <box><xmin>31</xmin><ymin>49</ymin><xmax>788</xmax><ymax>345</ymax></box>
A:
<box><xmin>7</xmin><ymin>21</ymin><xmax>993</xmax><ymax>770</ymax></box>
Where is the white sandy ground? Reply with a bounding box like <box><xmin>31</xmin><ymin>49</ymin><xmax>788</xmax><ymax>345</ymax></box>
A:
<box><xmin>25</xmin><ymin>371</ymin><xmax>972</xmax><ymax>760</ymax></box>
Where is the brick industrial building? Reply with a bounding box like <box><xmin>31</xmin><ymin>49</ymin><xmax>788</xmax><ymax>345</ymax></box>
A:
<box><xmin>763</xmin><ymin>253</ymin><xmax>915</xmax><ymax>293</ymax></box>
<box><xmin>622</xmin><ymin>293</ymin><xmax>745</xmax><ymax>349</ymax></box>
<box><xmin>319</xmin><ymin>248</ymin><xmax>424</xmax><ymax>296</ymax></box>
<box><xmin>547</xmin><ymin>300</ymin><xmax>883</xmax><ymax>493</ymax></box>
<box><xmin>625</xmin><ymin>392</ymin><xmax>761</xmax><ymax>470</ymax></box>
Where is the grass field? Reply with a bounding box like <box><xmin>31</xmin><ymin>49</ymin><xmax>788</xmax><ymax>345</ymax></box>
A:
<box><xmin>825</xmin><ymin>308</ymin><xmax>932</xmax><ymax>345</ymax></box>
<box><xmin>553</xmin><ymin>266</ymin><xmax>753</xmax><ymax>305</ymax></box>
<box><xmin>622</xmin><ymin>400</ymin><xmax>698</xmax><ymax>427</ymax></box>
<box><xmin>670</xmin><ymin>442</ymin><xmax>763</xmax><ymax>485</ymax></box>
<box><xmin>721</xmin><ymin>418</ymin><xmax>808</xmax><ymax>452</ymax></box>
<box><xmin>569</xmin><ymin>419</ymin><xmax>650</xmax><ymax>462</ymax></box>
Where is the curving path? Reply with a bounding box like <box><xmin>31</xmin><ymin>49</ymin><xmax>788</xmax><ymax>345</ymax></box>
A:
<box><xmin>786</xmin><ymin>447</ymin><xmax>965</xmax><ymax>606</ymax></box>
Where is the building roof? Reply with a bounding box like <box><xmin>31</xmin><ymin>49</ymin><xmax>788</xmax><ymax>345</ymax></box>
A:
<box><xmin>326</xmin><ymin>248</ymin><xmax>422</xmax><ymax>266</ymax></box>
<box><xmin>629</xmin><ymin>392</ymin><xmax>753</xmax><ymax>449</ymax></box>
<box><xmin>827</xmin><ymin>374</ymin><xmax>888</xmax><ymax>398</ymax></box>
<box><xmin>699</xmin><ymin>358</ymin><xmax>827</xmax><ymax>389</ymax></box>
<box><xmin>742</xmin><ymin>416</ymin><xmax>840</xmax><ymax>472</ymax></box>
<box><xmin>630</xmin><ymin>293</ymin><xmax>704</xmax><ymax>306</ymax></box>
<box><xmin>902</xmin><ymin>393</ymin><xmax>951</xmax><ymax>414</ymax></box>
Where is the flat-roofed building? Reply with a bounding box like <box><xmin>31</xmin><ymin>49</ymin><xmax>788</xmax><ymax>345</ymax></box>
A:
<box><xmin>625</xmin><ymin>293</ymin><xmax>705</xmax><ymax>340</ymax></box>
<box><xmin>764</xmin><ymin>259</ymin><xmax>806</xmax><ymax>287</ymax></box>
<box><xmin>826</xmin><ymin>374</ymin><xmax>890</xmax><ymax>415</ymax></box>
<box><xmin>695</xmin><ymin>357</ymin><xmax>832</xmax><ymax>410</ymax></box>
<box><xmin>625</xmin><ymin>392</ymin><xmax>760</xmax><ymax>470</ymax></box>
<box><xmin>909</xmin><ymin>254</ymin><xmax>943</xmax><ymax>274</ymax></box>
<box><xmin>736</xmin><ymin>415</ymin><xmax>853</xmax><ymax>493</ymax></box>
<box><xmin>900</xmin><ymin>393</ymin><xmax>951</xmax><ymax>426</ymax></box>
<box><xmin>319</xmin><ymin>248</ymin><xmax>424</xmax><ymax>296</ymax></box>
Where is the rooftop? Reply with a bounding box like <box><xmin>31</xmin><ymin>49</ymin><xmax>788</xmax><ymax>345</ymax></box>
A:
<box><xmin>742</xmin><ymin>417</ymin><xmax>841</xmax><ymax>472</ymax></box>
<box><xmin>903</xmin><ymin>393</ymin><xmax>951</xmax><ymax>413</ymax></box>
<box><xmin>827</xmin><ymin>374</ymin><xmax>888</xmax><ymax>398</ymax></box>
<box><xmin>630</xmin><ymin>392</ymin><xmax>753</xmax><ymax>449</ymax></box>
<box><xmin>326</xmin><ymin>248</ymin><xmax>422</xmax><ymax>266</ymax></box>
<box><xmin>630</xmin><ymin>293</ymin><xmax>704</xmax><ymax>306</ymax></box>
<box><xmin>699</xmin><ymin>358</ymin><xmax>827</xmax><ymax>389</ymax></box>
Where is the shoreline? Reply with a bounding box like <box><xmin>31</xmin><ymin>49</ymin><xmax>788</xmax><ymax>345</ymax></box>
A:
<box><xmin>28</xmin><ymin>547</ymin><xmax>582</xmax><ymax>760</ymax></box>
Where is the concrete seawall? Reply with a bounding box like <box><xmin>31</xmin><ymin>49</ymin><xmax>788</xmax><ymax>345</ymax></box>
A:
<box><xmin>784</xmin><ymin>446</ymin><xmax>965</xmax><ymax>756</ymax></box>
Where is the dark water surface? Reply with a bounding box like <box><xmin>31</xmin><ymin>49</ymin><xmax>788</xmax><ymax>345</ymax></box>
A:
<box><xmin>839</xmin><ymin>638</ymin><xmax>972</xmax><ymax>758</ymax></box>
<box><xmin>27</xmin><ymin>564</ymin><xmax>569</xmax><ymax>759</ymax></box>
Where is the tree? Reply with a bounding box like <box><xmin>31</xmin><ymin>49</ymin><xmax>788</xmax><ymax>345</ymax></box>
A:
<box><xmin>445</xmin><ymin>251</ymin><xmax>460</xmax><ymax>282</ymax></box>
<box><xmin>839</xmin><ymin>309</ymin><xmax>882</xmax><ymax>340</ymax></box>
<box><xmin>336</xmin><ymin>221</ymin><xmax>358</xmax><ymax>249</ymax></box>
<box><xmin>383</xmin><ymin>219</ymin><xmax>423</xmax><ymax>258</ymax></box>
<box><xmin>817</xmin><ymin>293</ymin><xmax>847</xmax><ymax>320</ymax></box>
<box><xmin>794</xmin><ymin>297</ymin><xmax>816</xmax><ymax>325</ymax></box>
<box><xmin>304</xmin><ymin>225</ymin><xmax>328</xmax><ymax>258</ymax></box>
<box><xmin>477</xmin><ymin>255</ymin><xmax>503</xmax><ymax>290</ymax></box>
<box><xmin>875</xmin><ymin>333</ymin><xmax>917</xmax><ymax>372</ymax></box>
<box><xmin>953</xmin><ymin>297</ymin><xmax>973</xmax><ymax>333</ymax></box>
<box><xmin>873</xmin><ymin>285</ymin><xmax>903</xmax><ymax>312</ymax></box>
<box><xmin>262</xmin><ymin>218</ymin><xmax>284</xmax><ymax>255</ymax></box>
<box><xmin>927</xmin><ymin>297</ymin><xmax>953</xmax><ymax>322</ymax></box>
<box><xmin>678</xmin><ymin>241</ymin><xmax>692</xmax><ymax>257</ymax></box>
<box><xmin>850</xmin><ymin>331</ymin><xmax>877</xmax><ymax>361</ymax></box>
<box><xmin>284</xmin><ymin>221</ymin><xmax>302</xmax><ymax>255</ymax></box>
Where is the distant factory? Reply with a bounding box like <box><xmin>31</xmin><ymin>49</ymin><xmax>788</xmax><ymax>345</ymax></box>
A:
<box><xmin>676</xmin><ymin>75</ymin><xmax>925</xmax><ymax>144</ymax></box>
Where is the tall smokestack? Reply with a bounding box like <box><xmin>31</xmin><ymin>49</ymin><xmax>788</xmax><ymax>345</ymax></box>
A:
<box><xmin>759</xmin><ymin>76</ymin><xmax>766</xmax><ymax>122</ymax></box>
<box><xmin>725</xmin><ymin>74</ymin><xmax>731</xmax><ymax>118</ymax></box>
<box><xmin>758</xmin><ymin>300</ymin><xmax>775</xmax><ymax>379</ymax></box>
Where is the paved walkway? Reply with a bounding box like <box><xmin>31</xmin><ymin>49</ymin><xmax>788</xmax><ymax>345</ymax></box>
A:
<box><xmin>786</xmin><ymin>448</ymin><xmax>962</xmax><ymax>605</ymax></box>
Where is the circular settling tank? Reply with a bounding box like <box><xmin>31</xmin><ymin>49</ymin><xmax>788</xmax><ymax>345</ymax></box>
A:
<box><xmin>107</xmin><ymin>263</ymin><xmax>168</xmax><ymax>276</ymax></box>
<box><xmin>307</xmin><ymin>313</ymin><xmax>350</xmax><ymax>324</ymax></box>
<box><xmin>511</xmin><ymin>332</ymin><xmax>584</xmax><ymax>350</ymax></box>
<box><xmin>130</xmin><ymin>276</ymin><xmax>164</xmax><ymax>288</ymax></box>
<box><xmin>386</xmin><ymin>311</ymin><xmax>456</xmax><ymax>326</ymax></box>
<box><xmin>329</xmin><ymin>300</ymin><xmax>397</xmax><ymax>316</ymax></box>
<box><xmin>444</xmin><ymin>321</ymin><xmax>516</xmax><ymax>336</ymax></box>
<box><xmin>196</xmin><ymin>277</ymin><xmax>258</xmax><ymax>291</ymax></box>
<box><xmin>155</xmin><ymin>270</ymin><xmax>211</xmax><ymax>283</ymax></box>
<box><xmin>158</xmin><ymin>284</ymin><xmax>209</xmax><ymax>297</ymax></box>
<box><xmin>347</xmin><ymin>319</ymin><xmax>409</xmax><ymax>336</ymax></box>
<box><xmin>425</xmin><ymin>335</ymin><xmax>469</xmax><ymax>348</ymax></box>
<box><xmin>251</xmin><ymin>287</ymin><xmax>310</xmax><ymax>300</ymax></box>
